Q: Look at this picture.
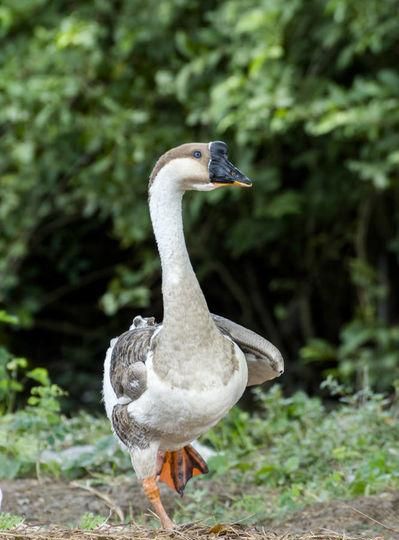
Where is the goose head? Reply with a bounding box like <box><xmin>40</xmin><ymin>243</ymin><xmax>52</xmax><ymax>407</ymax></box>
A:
<box><xmin>149</xmin><ymin>141</ymin><xmax>252</xmax><ymax>192</ymax></box>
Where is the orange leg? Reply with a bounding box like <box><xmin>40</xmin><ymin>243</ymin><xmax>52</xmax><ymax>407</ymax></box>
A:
<box><xmin>142</xmin><ymin>476</ymin><xmax>174</xmax><ymax>529</ymax></box>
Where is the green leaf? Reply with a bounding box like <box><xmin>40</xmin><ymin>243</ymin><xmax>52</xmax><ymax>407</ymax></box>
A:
<box><xmin>27</xmin><ymin>368</ymin><xmax>50</xmax><ymax>386</ymax></box>
<box><xmin>0</xmin><ymin>311</ymin><xmax>18</xmax><ymax>325</ymax></box>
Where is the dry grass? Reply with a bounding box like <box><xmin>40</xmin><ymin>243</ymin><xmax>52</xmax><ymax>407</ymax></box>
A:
<box><xmin>0</xmin><ymin>523</ymin><xmax>385</xmax><ymax>540</ymax></box>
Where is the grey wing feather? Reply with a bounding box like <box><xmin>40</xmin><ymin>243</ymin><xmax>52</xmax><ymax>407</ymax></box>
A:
<box><xmin>211</xmin><ymin>314</ymin><xmax>284</xmax><ymax>386</ymax></box>
<box><xmin>110</xmin><ymin>317</ymin><xmax>160</xmax><ymax>400</ymax></box>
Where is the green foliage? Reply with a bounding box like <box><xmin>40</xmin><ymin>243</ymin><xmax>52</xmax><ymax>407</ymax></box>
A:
<box><xmin>0</xmin><ymin>349</ymin><xmax>68</xmax><ymax>478</ymax></box>
<box><xmin>1</xmin><ymin>0</ymin><xmax>399</xmax><ymax>403</ymax></box>
<box><xmin>0</xmin><ymin>346</ymin><xmax>129</xmax><ymax>478</ymax></box>
<box><xmin>0</xmin><ymin>409</ymin><xmax>130</xmax><ymax>480</ymax></box>
<box><xmin>79</xmin><ymin>513</ymin><xmax>107</xmax><ymax>530</ymax></box>
<box><xmin>0</xmin><ymin>353</ymin><xmax>26</xmax><ymax>414</ymax></box>
<box><xmin>301</xmin><ymin>259</ymin><xmax>399</xmax><ymax>389</ymax></box>
<box><xmin>0</xmin><ymin>351</ymin><xmax>63</xmax><ymax>415</ymax></box>
<box><xmin>0</xmin><ymin>312</ymin><xmax>18</xmax><ymax>325</ymax></box>
<box><xmin>0</xmin><ymin>513</ymin><xmax>24</xmax><ymax>530</ymax></box>
<box><xmin>0</xmin><ymin>312</ymin><xmax>29</xmax><ymax>413</ymax></box>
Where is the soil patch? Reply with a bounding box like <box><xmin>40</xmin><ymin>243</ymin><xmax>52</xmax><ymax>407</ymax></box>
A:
<box><xmin>1</xmin><ymin>477</ymin><xmax>160</xmax><ymax>526</ymax></box>
<box><xmin>277</xmin><ymin>492</ymin><xmax>399</xmax><ymax>538</ymax></box>
<box><xmin>1</xmin><ymin>479</ymin><xmax>398</xmax><ymax>539</ymax></box>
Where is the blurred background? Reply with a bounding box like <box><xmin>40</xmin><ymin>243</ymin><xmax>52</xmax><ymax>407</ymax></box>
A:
<box><xmin>1</xmin><ymin>0</ymin><xmax>399</xmax><ymax>413</ymax></box>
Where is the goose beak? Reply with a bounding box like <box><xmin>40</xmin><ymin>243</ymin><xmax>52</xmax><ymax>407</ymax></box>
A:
<box><xmin>209</xmin><ymin>141</ymin><xmax>253</xmax><ymax>188</ymax></box>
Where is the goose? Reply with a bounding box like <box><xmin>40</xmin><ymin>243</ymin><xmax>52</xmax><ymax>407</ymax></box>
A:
<box><xmin>103</xmin><ymin>141</ymin><xmax>284</xmax><ymax>528</ymax></box>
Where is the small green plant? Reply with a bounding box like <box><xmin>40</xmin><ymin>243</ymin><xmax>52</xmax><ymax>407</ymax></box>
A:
<box><xmin>0</xmin><ymin>315</ymin><xmax>68</xmax><ymax>478</ymax></box>
<box><xmin>0</xmin><ymin>406</ymin><xmax>130</xmax><ymax>479</ymax></box>
<box><xmin>0</xmin><ymin>311</ymin><xmax>25</xmax><ymax>414</ymax></box>
<box><xmin>0</xmin><ymin>372</ymin><xmax>66</xmax><ymax>479</ymax></box>
<box><xmin>79</xmin><ymin>512</ymin><xmax>107</xmax><ymax>530</ymax></box>
<box><xmin>0</xmin><ymin>354</ymin><xmax>27</xmax><ymax>414</ymax></box>
<box><xmin>0</xmin><ymin>513</ymin><xmax>24</xmax><ymax>530</ymax></box>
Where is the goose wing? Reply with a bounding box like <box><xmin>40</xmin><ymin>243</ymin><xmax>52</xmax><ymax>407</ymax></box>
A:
<box><xmin>109</xmin><ymin>313</ymin><xmax>284</xmax><ymax>401</ymax></box>
<box><xmin>211</xmin><ymin>314</ymin><xmax>284</xmax><ymax>386</ymax></box>
<box><xmin>109</xmin><ymin>316</ymin><xmax>160</xmax><ymax>401</ymax></box>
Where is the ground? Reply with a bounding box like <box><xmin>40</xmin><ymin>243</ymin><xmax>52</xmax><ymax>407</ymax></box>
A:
<box><xmin>1</xmin><ymin>478</ymin><xmax>398</xmax><ymax>540</ymax></box>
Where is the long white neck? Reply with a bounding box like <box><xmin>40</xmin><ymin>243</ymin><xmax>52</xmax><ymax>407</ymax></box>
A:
<box><xmin>148</xmin><ymin>164</ymin><xmax>237</xmax><ymax>387</ymax></box>
<box><xmin>149</xmin><ymin>167</ymin><xmax>211</xmax><ymax>331</ymax></box>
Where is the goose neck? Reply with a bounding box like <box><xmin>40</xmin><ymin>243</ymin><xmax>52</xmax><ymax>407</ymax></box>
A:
<box><xmin>148</xmin><ymin>172</ymin><xmax>209</xmax><ymax>328</ymax></box>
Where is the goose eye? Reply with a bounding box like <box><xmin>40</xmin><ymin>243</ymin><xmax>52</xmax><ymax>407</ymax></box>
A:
<box><xmin>193</xmin><ymin>150</ymin><xmax>202</xmax><ymax>159</ymax></box>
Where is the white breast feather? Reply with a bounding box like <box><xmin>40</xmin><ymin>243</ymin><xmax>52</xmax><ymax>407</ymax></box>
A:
<box><xmin>128</xmin><ymin>341</ymin><xmax>248</xmax><ymax>450</ymax></box>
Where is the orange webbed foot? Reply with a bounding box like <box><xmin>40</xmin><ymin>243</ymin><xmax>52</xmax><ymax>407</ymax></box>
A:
<box><xmin>158</xmin><ymin>444</ymin><xmax>208</xmax><ymax>496</ymax></box>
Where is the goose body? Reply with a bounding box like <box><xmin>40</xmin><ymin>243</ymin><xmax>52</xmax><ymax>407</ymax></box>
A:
<box><xmin>104</xmin><ymin>319</ymin><xmax>247</xmax><ymax>451</ymax></box>
<box><xmin>103</xmin><ymin>141</ymin><xmax>284</xmax><ymax>527</ymax></box>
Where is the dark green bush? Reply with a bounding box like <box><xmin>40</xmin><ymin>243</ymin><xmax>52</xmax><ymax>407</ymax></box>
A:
<box><xmin>1</xmin><ymin>0</ymin><xmax>399</xmax><ymax>404</ymax></box>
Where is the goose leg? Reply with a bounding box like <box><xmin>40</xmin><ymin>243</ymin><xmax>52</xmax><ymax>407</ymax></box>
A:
<box><xmin>128</xmin><ymin>442</ymin><xmax>174</xmax><ymax>529</ymax></box>
<box><xmin>112</xmin><ymin>405</ymin><xmax>174</xmax><ymax>528</ymax></box>
<box><xmin>142</xmin><ymin>476</ymin><xmax>174</xmax><ymax>529</ymax></box>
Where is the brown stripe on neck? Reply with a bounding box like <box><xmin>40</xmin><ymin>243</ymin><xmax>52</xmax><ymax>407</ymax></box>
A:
<box><xmin>149</xmin><ymin>150</ymin><xmax>175</xmax><ymax>189</ymax></box>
